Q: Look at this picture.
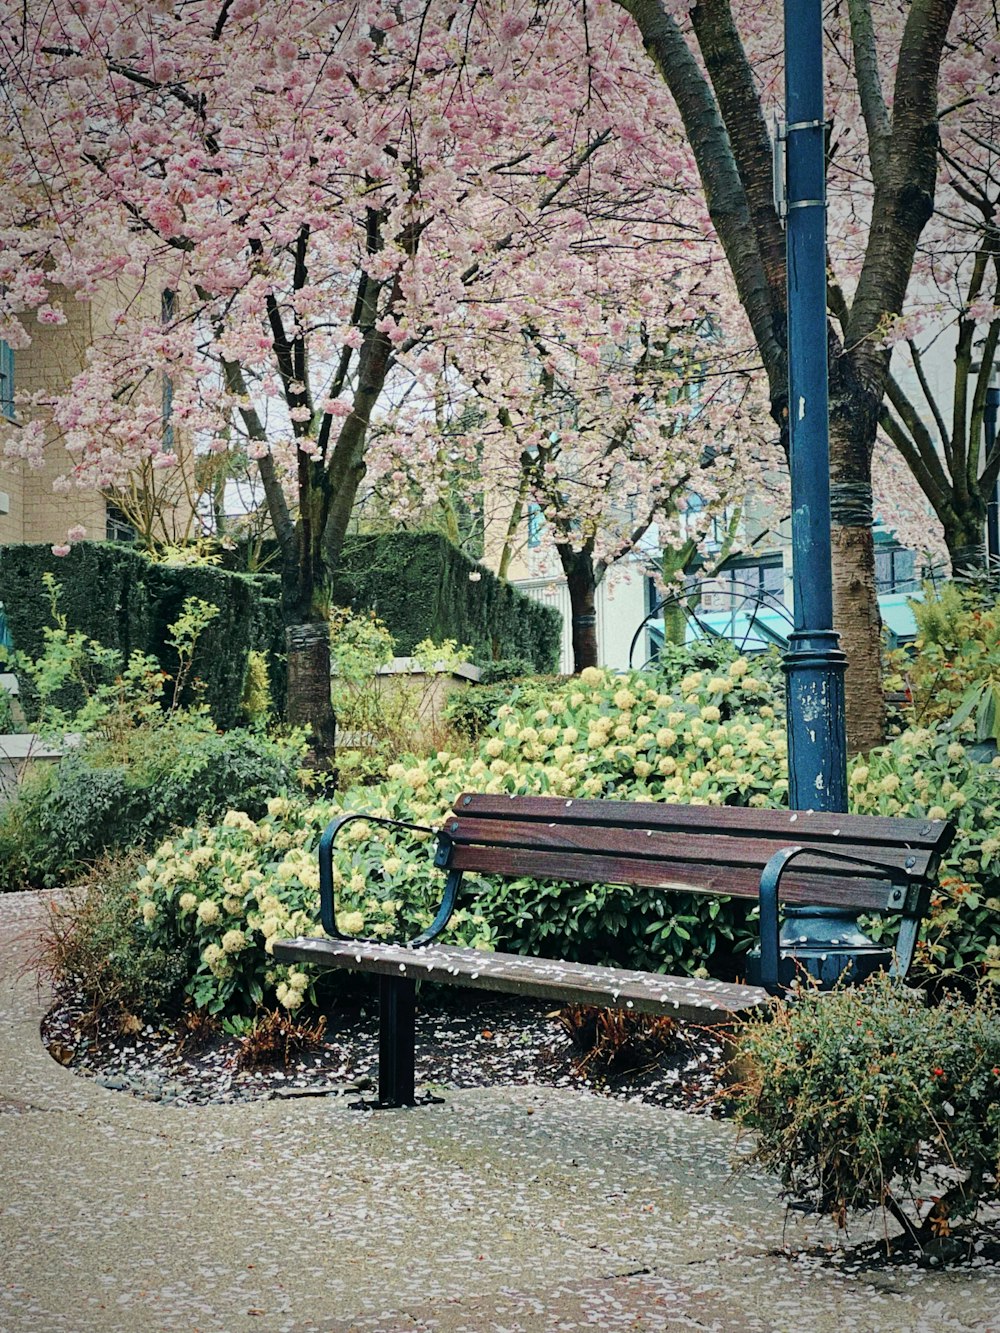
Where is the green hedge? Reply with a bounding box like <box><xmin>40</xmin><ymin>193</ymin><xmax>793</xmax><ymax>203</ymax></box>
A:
<box><xmin>331</xmin><ymin>532</ymin><xmax>561</xmax><ymax>671</ymax></box>
<box><xmin>0</xmin><ymin>543</ymin><xmax>285</xmax><ymax>728</ymax></box>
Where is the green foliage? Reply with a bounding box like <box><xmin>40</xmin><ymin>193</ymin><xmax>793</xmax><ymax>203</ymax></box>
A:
<box><xmin>733</xmin><ymin>975</ymin><xmax>1000</xmax><ymax>1237</ymax></box>
<box><xmin>0</xmin><ymin>542</ymin><xmax>285</xmax><ymax>726</ymax></box>
<box><xmin>444</xmin><ymin>677</ymin><xmax>553</xmax><ymax>742</ymax></box>
<box><xmin>894</xmin><ymin>583</ymin><xmax>1000</xmax><ymax>745</ymax></box>
<box><xmin>240</xmin><ymin>650</ymin><xmax>273</xmax><ymax>726</ymax></box>
<box><xmin>135</xmin><ymin>653</ymin><xmax>790</xmax><ymax>1015</ymax></box>
<box><xmin>477</xmin><ymin>657</ymin><xmax>537</xmax><ymax>685</ymax></box>
<box><xmin>135</xmin><ymin>798</ymin><xmax>496</xmax><ymax>1016</ymax></box>
<box><xmin>57</xmin><ymin>638</ymin><xmax>1000</xmax><ymax>1020</ymax></box>
<box><xmin>1</xmin><ymin>719</ymin><xmax>305</xmax><ymax>889</ymax></box>
<box><xmin>848</xmin><ymin>730</ymin><xmax>1000</xmax><ymax>984</ymax></box>
<box><xmin>330</xmin><ymin>607</ymin><xmax>477</xmax><ymax>780</ymax></box>
<box><xmin>0</xmin><ymin>683</ymin><xmax>18</xmax><ymax>733</ymax></box>
<box><xmin>330</xmin><ymin>530</ymin><xmax>561</xmax><ymax>671</ymax></box>
<box><xmin>44</xmin><ymin>859</ymin><xmax>191</xmax><ymax>1023</ymax></box>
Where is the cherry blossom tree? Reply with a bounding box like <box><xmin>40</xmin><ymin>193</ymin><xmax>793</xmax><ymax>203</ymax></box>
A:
<box><xmin>363</xmin><ymin>234</ymin><xmax>767</xmax><ymax>671</ymax></box>
<box><xmin>0</xmin><ymin>0</ymin><xmax>736</xmax><ymax>765</ymax></box>
<box><xmin>614</xmin><ymin>0</ymin><xmax>990</xmax><ymax>750</ymax></box>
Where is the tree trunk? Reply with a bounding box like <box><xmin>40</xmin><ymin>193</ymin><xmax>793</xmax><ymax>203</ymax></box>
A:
<box><xmin>830</xmin><ymin>525</ymin><xmax>885</xmax><ymax>753</ymax></box>
<box><xmin>285</xmin><ymin>621</ymin><xmax>336</xmax><ymax>773</ymax></box>
<box><xmin>943</xmin><ymin>512</ymin><xmax>988</xmax><ymax>577</ymax></box>
<box><xmin>559</xmin><ymin>546</ymin><xmax>600</xmax><ymax>672</ymax></box>
<box><xmin>829</xmin><ymin>400</ymin><xmax>885</xmax><ymax>753</ymax></box>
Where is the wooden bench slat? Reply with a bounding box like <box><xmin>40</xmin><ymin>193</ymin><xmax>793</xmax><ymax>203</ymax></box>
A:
<box><xmin>449</xmin><ymin>844</ymin><xmax>901</xmax><ymax>910</ymax></box>
<box><xmin>455</xmin><ymin>793</ymin><xmax>954</xmax><ymax>853</ymax></box>
<box><xmin>271</xmin><ymin>936</ymin><xmax>769</xmax><ymax>1026</ymax></box>
<box><xmin>443</xmin><ymin>815</ymin><xmax>936</xmax><ymax>879</ymax></box>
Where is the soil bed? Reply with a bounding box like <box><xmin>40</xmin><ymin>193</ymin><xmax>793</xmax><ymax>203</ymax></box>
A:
<box><xmin>42</xmin><ymin>986</ymin><xmax>732</xmax><ymax>1113</ymax></box>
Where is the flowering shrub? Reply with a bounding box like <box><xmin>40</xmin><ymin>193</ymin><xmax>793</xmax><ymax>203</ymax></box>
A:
<box><xmin>133</xmin><ymin>650</ymin><xmax>999</xmax><ymax>1018</ymax></box>
<box><xmin>136</xmin><ymin>795</ymin><xmax>496</xmax><ymax>1015</ymax></box>
<box><xmin>137</xmin><ymin>657</ymin><xmax>790</xmax><ymax>1013</ymax></box>
<box><xmin>848</xmin><ymin>728</ymin><xmax>1000</xmax><ymax>984</ymax></box>
<box><xmin>733</xmin><ymin>974</ymin><xmax>1000</xmax><ymax>1242</ymax></box>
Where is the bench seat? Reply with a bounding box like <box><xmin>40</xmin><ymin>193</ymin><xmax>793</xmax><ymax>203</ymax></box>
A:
<box><xmin>272</xmin><ymin>935</ymin><xmax>770</xmax><ymax>1025</ymax></box>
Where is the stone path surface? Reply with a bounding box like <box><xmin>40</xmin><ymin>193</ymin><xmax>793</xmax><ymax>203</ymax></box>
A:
<box><xmin>2</xmin><ymin>888</ymin><xmax>999</xmax><ymax>1333</ymax></box>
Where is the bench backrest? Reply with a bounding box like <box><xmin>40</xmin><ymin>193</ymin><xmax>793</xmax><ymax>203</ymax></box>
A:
<box><xmin>436</xmin><ymin>794</ymin><xmax>955</xmax><ymax>913</ymax></box>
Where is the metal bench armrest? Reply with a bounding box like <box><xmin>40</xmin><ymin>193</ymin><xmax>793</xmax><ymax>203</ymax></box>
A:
<box><xmin>758</xmin><ymin>843</ymin><xmax>928</xmax><ymax>995</ymax></box>
<box><xmin>318</xmin><ymin>813</ymin><xmax>461</xmax><ymax>947</ymax></box>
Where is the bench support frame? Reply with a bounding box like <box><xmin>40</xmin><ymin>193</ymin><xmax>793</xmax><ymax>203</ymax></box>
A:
<box><xmin>378</xmin><ymin>975</ymin><xmax>417</xmax><ymax>1107</ymax></box>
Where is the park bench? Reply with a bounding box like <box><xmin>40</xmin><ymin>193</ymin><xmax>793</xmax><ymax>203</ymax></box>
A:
<box><xmin>272</xmin><ymin>794</ymin><xmax>955</xmax><ymax>1106</ymax></box>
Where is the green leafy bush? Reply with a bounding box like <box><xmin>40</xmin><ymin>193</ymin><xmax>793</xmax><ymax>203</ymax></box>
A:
<box><xmin>848</xmin><ymin>729</ymin><xmax>1000</xmax><ymax>984</ymax></box>
<box><xmin>891</xmin><ymin>583</ymin><xmax>1000</xmax><ymax>746</ymax></box>
<box><xmin>73</xmin><ymin>643</ymin><xmax>1000</xmax><ymax>1020</ymax></box>
<box><xmin>444</xmin><ymin>676</ymin><xmax>553</xmax><ymax>742</ymax></box>
<box><xmin>45</xmin><ymin>857</ymin><xmax>191</xmax><ymax>1023</ymax></box>
<box><xmin>0</xmin><ymin>542</ymin><xmax>285</xmax><ymax>726</ymax></box>
<box><xmin>239</xmin><ymin>650</ymin><xmax>272</xmax><ymax>726</ymax></box>
<box><xmin>2</xmin><ymin>723</ymin><xmax>305</xmax><ymax>889</ymax></box>
<box><xmin>134</xmin><ymin>655</ymin><xmax>792</xmax><ymax>1015</ymax></box>
<box><xmin>733</xmin><ymin>974</ymin><xmax>1000</xmax><ymax>1243</ymax></box>
<box><xmin>0</xmin><ymin>583</ymin><xmax>307</xmax><ymax>888</ymax></box>
<box><xmin>476</xmin><ymin>657</ymin><xmax>537</xmax><ymax>685</ymax></box>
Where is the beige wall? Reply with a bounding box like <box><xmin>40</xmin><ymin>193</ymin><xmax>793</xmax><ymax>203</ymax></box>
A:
<box><xmin>1</xmin><ymin>290</ymin><xmax>107</xmax><ymax>546</ymax></box>
<box><xmin>1</xmin><ymin>280</ymin><xmax>196</xmax><ymax>549</ymax></box>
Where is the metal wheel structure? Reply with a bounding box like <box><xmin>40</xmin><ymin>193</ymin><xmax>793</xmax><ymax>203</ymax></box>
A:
<box><xmin>628</xmin><ymin>577</ymin><xmax>795</xmax><ymax>671</ymax></box>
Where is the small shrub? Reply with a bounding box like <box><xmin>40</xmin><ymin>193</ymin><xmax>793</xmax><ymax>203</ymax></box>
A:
<box><xmin>732</xmin><ymin>974</ymin><xmax>1000</xmax><ymax>1245</ymax></box>
<box><xmin>557</xmin><ymin>1004</ymin><xmax>678</xmax><ymax>1083</ymax></box>
<box><xmin>892</xmin><ymin>582</ymin><xmax>1000</xmax><ymax>745</ymax></box>
<box><xmin>477</xmin><ymin>657</ymin><xmax>536</xmax><ymax>685</ymax></box>
<box><xmin>848</xmin><ymin>727</ymin><xmax>1000</xmax><ymax>984</ymax></box>
<box><xmin>232</xmin><ymin>1008</ymin><xmax>328</xmax><ymax>1071</ymax></box>
<box><xmin>0</xmin><ymin>724</ymin><xmax>305</xmax><ymax>889</ymax></box>
<box><xmin>444</xmin><ymin>677</ymin><xmax>552</xmax><ymax>742</ymax></box>
<box><xmin>240</xmin><ymin>649</ymin><xmax>273</xmax><ymax>725</ymax></box>
<box><xmin>43</xmin><ymin>858</ymin><xmax>190</xmax><ymax>1027</ymax></box>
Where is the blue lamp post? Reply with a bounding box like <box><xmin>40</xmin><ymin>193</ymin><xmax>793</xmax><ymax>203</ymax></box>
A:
<box><xmin>986</xmin><ymin>382</ymin><xmax>999</xmax><ymax>568</ymax></box>
<box><xmin>777</xmin><ymin>0</ymin><xmax>891</xmax><ymax>987</ymax></box>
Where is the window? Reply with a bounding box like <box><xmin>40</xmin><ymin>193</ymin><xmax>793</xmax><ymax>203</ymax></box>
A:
<box><xmin>106</xmin><ymin>504</ymin><xmax>136</xmax><ymax>543</ymax></box>
<box><xmin>875</xmin><ymin>544</ymin><xmax>918</xmax><ymax>594</ymax></box>
<box><xmin>697</xmin><ymin>557</ymin><xmax>784</xmax><ymax>611</ymax></box>
<box><xmin>0</xmin><ymin>340</ymin><xmax>13</xmax><ymax>420</ymax></box>
<box><xmin>527</xmin><ymin>501</ymin><xmax>543</xmax><ymax>548</ymax></box>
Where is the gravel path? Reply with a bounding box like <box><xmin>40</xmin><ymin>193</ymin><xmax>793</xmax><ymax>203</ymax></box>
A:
<box><xmin>3</xmin><ymin>888</ymin><xmax>1000</xmax><ymax>1333</ymax></box>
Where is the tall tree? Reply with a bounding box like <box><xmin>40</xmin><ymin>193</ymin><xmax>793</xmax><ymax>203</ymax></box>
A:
<box><xmin>368</xmin><ymin>249</ymin><xmax>764</xmax><ymax>671</ymax></box>
<box><xmin>616</xmin><ymin>0</ymin><xmax>966</xmax><ymax>750</ymax></box>
<box><xmin>0</xmin><ymin>0</ymin><xmax>721</xmax><ymax>765</ymax></box>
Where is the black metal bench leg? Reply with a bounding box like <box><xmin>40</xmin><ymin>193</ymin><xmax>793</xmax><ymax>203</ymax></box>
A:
<box><xmin>378</xmin><ymin>974</ymin><xmax>416</xmax><ymax>1107</ymax></box>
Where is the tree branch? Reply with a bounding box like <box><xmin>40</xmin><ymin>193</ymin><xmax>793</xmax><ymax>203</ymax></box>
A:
<box><xmin>846</xmin><ymin>0</ymin><xmax>892</xmax><ymax>179</ymax></box>
<box><xmin>616</xmin><ymin>0</ymin><xmax>786</xmax><ymax>401</ymax></box>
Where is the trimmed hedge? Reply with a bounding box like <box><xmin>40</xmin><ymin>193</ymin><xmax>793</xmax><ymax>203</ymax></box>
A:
<box><xmin>330</xmin><ymin>532</ymin><xmax>561</xmax><ymax>671</ymax></box>
<box><xmin>0</xmin><ymin>532</ymin><xmax>560</xmax><ymax>725</ymax></box>
<box><xmin>0</xmin><ymin>543</ymin><xmax>285</xmax><ymax>728</ymax></box>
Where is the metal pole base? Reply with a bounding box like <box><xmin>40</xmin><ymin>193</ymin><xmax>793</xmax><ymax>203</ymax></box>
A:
<box><xmin>747</xmin><ymin>908</ymin><xmax>893</xmax><ymax>990</ymax></box>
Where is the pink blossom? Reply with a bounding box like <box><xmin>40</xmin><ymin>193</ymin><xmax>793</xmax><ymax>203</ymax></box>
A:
<box><xmin>51</xmin><ymin>544</ymin><xmax>71</xmax><ymax>557</ymax></box>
